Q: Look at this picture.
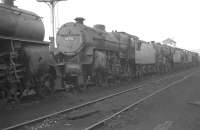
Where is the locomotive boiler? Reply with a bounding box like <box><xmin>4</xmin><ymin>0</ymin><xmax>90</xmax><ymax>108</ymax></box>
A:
<box><xmin>0</xmin><ymin>0</ymin><xmax>58</xmax><ymax>102</ymax></box>
<box><xmin>0</xmin><ymin>1</ymin><xmax>45</xmax><ymax>41</ymax></box>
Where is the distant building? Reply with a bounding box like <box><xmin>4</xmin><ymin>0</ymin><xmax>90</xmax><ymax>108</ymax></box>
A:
<box><xmin>163</xmin><ymin>38</ymin><xmax>176</xmax><ymax>47</ymax></box>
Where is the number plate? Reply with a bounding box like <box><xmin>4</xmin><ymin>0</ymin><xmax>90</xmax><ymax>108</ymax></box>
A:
<box><xmin>65</xmin><ymin>36</ymin><xmax>74</xmax><ymax>41</ymax></box>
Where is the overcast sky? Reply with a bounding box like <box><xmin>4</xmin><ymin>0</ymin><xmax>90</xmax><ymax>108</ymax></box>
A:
<box><xmin>15</xmin><ymin>0</ymin><xmax>200</xmax><ymax>50</ymax></box>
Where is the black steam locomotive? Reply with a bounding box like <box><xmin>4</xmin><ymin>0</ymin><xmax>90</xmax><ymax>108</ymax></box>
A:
<box><xmin>0</xmin><ymin>0</ymin><xmax>61</xmax><ymax>102</ymax></box>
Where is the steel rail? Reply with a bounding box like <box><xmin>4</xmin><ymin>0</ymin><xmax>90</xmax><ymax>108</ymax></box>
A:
<box><xmin>2</xmin><ymin>69</ymin><xmax>194</xmax><ymax>130</ymax></box>
<box><xmin>84</xmin><ymin>72</ymin><xmax>196</xmax><ymax>130</ymax></box>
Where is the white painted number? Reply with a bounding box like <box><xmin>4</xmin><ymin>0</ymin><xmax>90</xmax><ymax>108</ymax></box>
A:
<box><xmin>65</xmin><ymin>36</ymin><xmax>74</xmax><ymax>41</ymax></box>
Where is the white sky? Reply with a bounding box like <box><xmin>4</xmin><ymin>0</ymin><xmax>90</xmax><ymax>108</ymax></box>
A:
<box><xmin>15</xmin><ymin>0</ymin><xmax>200</xmax><ymax>50</ymax></box>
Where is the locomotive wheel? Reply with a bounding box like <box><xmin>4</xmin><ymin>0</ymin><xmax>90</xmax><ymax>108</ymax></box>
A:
<box><xmin>0</xmin><ymin>85</ymin><xmax>21</xmax><ymax>103</ymax></box>
<box><xmin>35</xmin><ymin>73</ymin><xmax>55</xmax><ymax>98</ymax></box>
<box><xmin>0</xmin><ymin>88</ymin><xmax>8</xmax><ymax>104</ymax></box>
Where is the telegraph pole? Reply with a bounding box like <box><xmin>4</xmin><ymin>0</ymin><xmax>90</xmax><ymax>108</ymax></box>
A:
<box><xmin>37</xmin><ymin>0</ymin><xmax>67</xmax><ymax>48</ymax></box>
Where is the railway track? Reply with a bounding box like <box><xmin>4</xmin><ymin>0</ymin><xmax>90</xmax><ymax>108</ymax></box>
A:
<box><xmin>2</xmin><ymin>68</ymin><xmax>197</xmax><ymax>130</ymax></box>
<box><xmin>84</xmin><ymin>72</ymin><xmax>196</xmax><ymax>130</ymax></box>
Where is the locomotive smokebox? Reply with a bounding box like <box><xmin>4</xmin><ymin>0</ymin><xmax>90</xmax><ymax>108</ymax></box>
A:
<box><xmin>1</xmin><ymin>0</ymin><xmax>14</xmax><ymax>6</ymax></box>
<box><xmin>75</xmin><ymin>17</ymin><xmax>85</xmax><ymax>24</ymax></box>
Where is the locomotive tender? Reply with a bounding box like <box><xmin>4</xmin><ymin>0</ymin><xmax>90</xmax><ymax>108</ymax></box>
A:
<box><xmin>55</xmin><ymin>17</ymin><xmax>199</xmax><ymax>88</ymax></box>
<box><xmin>0</xmin><ymin>0</ymin><xmax>59</xmax><ymax>102</ymax></box>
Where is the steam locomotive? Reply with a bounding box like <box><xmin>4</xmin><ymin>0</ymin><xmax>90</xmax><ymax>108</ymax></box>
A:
<box><xmin>55</xmin><ymin>17</ymin><xmax>199</xmax><ymax>88</ymax></box>
<box><xmin>0</xmin><ymin>0</ymin><xmax>61</xmax><ymax>102</ymax></box>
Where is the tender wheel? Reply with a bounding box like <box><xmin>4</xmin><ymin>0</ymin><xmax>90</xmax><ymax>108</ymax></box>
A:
<box><xmin>35</xmin><ymin>73</ymin><xmax>55</xmax><ymax>98</ymax></box>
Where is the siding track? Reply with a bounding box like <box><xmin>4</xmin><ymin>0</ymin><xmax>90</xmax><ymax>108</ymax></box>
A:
<box><xmin>2</xmin><ymin>68</ymin><xmax>197</xmax><ymax>130</ymax></box>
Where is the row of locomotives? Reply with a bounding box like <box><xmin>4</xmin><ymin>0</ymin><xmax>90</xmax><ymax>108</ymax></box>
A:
<box><xmin>171</xmin><ymin>48</ymin><xmax>199</xmax><ymax>71</ymax></box>
<box><xmin>54</xmin><ymin>17</ymin><xmax>200</xmax><ymax>90</ymax></box>
<box><xmin>133</xmin><ymin>41</ymin><xmax>175</xmax><ymax>78</ymax></box>
<box><xmin>55</xmin><ymin>17</ymin><xmax>138</xmax><ymax>89</ymax></box>
<box><xmin>0</xmin><ymin>0</ymin><xmax>59</xmax><ymax>103</ymax></box>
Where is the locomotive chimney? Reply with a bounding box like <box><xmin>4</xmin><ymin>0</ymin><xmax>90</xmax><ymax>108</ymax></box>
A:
<box><xmin>1</xmin><ymin>0</ymin><xmax>15</xmax><ymax>6</ymax></box>
<box><xmin>74</xmin><ymin>17</ymin><xmax>85</xmax><ymax>24</ymax></box>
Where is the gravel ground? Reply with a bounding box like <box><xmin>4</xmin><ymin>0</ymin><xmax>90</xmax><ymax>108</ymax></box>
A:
<box><xmin>18</xmin><ymin>68</ymin><xmax>197</xmax><ymax>130</ymax></box>
<box><xmin>97</xmin><ymin>70</ymin><xmax>200</xmax><ymax>130</ymax></box>
<box><xmin>0</xmin><ymin>68</ymin><xmax>198</xmax><ymax>129</ymax></box>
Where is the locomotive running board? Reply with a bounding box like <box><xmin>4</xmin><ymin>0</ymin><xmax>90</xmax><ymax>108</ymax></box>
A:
<box><xmin>0</xmin><ymin>35</ymin><xmax>49</xmax><ymax>45</ymax></box>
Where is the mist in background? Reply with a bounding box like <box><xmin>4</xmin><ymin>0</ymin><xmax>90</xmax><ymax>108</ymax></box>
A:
<box><xmin>15</xmin><ymin>0</ymin><xmax>200</xmax><ymax>51</ymax></box>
